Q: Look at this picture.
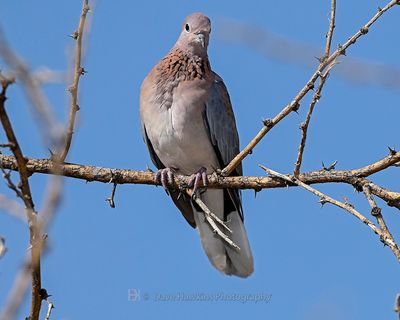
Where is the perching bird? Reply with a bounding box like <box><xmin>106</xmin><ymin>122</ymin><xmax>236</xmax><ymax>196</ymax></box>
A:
<box><xmin>140</xmin><ymin>12</ymin><xmax>253</xmax><ymax>277</ymax></box>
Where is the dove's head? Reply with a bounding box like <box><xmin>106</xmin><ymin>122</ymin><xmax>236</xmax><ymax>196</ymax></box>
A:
<box><xmin>176</xmin><ymin>12</ymin><xmax>211</xmax><ymax>57</ymax></box>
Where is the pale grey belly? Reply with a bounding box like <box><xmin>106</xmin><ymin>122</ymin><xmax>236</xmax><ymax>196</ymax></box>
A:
<box><xmin>148</xmin><ymin>106</ymin><xmax>219</xmax><ymax>175</ymax></box>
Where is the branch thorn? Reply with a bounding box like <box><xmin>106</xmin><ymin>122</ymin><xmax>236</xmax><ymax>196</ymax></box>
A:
<box><xmin>322</xmin><ymin>160</ymin><xmax>338</xmax><ymax>171</ymax></box>
<box><xmin>388</xmin><ymin>146</ymin><xmax>397</xmax><ymax>155</ymax></box>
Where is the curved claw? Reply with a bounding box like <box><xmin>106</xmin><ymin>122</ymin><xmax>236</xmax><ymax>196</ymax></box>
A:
<box><xmin>155</xmin><ymin>168</ymin><xmax>176</xmax><ymax>193</ymax></box>
<box><xmin>188</xmin><ymin>167</ymin><xmax>208</xmax><ymax>195</ymax></box>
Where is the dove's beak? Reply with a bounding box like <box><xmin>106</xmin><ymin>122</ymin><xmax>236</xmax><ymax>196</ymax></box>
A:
<box><xmin>196</xmin><ymin>33</ymin><xmax>206</xmax><ymax>48</ymax></box>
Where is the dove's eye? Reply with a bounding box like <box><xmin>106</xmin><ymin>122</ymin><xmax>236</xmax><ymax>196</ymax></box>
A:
<box><xmin>185</xmin><ymin>23</ymin><xmax>190</xmax><ymax>32</ymax></box>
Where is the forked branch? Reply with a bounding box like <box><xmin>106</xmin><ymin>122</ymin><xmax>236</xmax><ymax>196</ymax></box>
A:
<box><xmin>221</xmin><ymin>0</ymin><xmax>399</xmax><ymax>176</ymax></box>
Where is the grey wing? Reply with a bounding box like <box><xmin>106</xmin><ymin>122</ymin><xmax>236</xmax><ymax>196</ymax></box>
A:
<box><xmin>140</xmin><ymin>122</ymin><xmax>164</xmax><ymax>170</ymax></box>
<box><xmin>203</xmin><ymin>72</ymin><xmax>244</xmax><ymax>220</ymax></box>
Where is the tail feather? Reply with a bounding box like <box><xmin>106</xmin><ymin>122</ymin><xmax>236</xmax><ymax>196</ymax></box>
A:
<box><xmin>193</xmin><ymin>190</ymin><xmax>253</xmax><ymax>278</ymax></box>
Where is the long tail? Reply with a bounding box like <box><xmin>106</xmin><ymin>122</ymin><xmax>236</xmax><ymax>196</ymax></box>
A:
<box><xmin>193</xmin><ymin>189</ymin><xmax>254</xmax><ymax>277</ymax></box>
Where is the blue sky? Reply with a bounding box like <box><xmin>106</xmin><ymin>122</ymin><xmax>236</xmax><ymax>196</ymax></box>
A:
<box><xmin>0</xmin><ymin>1</ymin><xmax>399</xmax><ymax>319</ymax></box>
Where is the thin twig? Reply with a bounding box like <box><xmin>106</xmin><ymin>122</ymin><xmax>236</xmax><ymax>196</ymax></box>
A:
<box><xmin>362</xmin><ymin>184</ymin><xmax>396</xmax><ymax>246</ymax></box>
<box><xmin>44</xmin><ymin>301</ymin><xmax>54</xmax><ymax>320</ymax></box>
<box><xmin>187</xmin><ymin>189</ymin><xmax>233</xmax><ymax>234</ymax></box>
<box><xmin>189</xmin><ymin>190</ymin><xmax>239</xmax><ymax>250</ymax></box>
<box><xmin>221</xmin><ymin>0</ymin><xmax>399</xmax><ymax>176</ymax></box>
<box><xmin>323</xmin><ymin>0</ymin><xmax>337</xmax><ymax>61</ymax></box>
<box><xmin>0</xmin><ymin>142</ymin><xmax>14</xmax><ymax>148</ymax></box>
<box><xmin>106</xmin><ymin>183</ymin><xmax>117</xmax><ymax>208</ymax></box>
<box><xmin>0</xmin><ymin>77</ymin><xmax>43</xmax><ymax>320</ymax></box>
<box><xmin>260</xmin><ymin>165</ymin><xmax>400</xmax><ymax>260</ymax></box>
<box><xmin>294</xmin><ymin>63</ymin><xmax>336</xmax><ymax>177</ymax></box>
<box><xmin>0</xmin><ymin>167</ymin><xmax>24</xmax><ymax>199</ymax></box>
<box><xmin>59</xmin><ymin>0</ymin><xmax>90</xmax><ymax>162</ymax></box>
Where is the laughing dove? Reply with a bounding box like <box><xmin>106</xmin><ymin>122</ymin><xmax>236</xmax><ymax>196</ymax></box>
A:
<box><xmin>140</xmin><ymin>12</ymin><xmax>253</xmax><ymax>277</ymax></box>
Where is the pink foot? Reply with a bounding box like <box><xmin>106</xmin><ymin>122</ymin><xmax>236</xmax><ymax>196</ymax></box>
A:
<box><xmin>155</xmin><ymin>168</ymin><xmax>176</xmax><ymax>192</ymax></box>
<box><xmin>188</xmin><ymin>167</ymin><xmax>208</xmax><ymax>195</ymax></box>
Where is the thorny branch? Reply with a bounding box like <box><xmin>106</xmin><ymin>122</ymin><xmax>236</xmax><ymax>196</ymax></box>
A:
<box><xmin>322</xmin><ymin>0</ymin><xmax>336</xmax><ymax>61</ymax></box>
<box><xmin>260</xmin><ymin>166</ymin><xmax>400</xmax><ymax>261</ymax></box>
<box><xmin>221</xmin><ymin>0</ymin><xmax>400</xmax><ymax>177</ymax></box>
<box><xmin>293</xmin><ymin>65</ymin><xmax>335</xmax><ymax>177</ymax></box>
<box><xmin>187</xmin><ymin>189</ymin><xmax>238</xmax><ymax>250</ymax></box>
<box><xmin>2</xmin><ymin>148</ymin><xmax>399</xmax><ymax>258</ymax></box>
<box><xmin>0</xmin><ymin>1</ymin><xmax>90</xmax><ymax>318</ymax></box>
<box><xmin>0</xmin><ymin>150</ymin><xmax>399</xmax><ymax>209</ymax></box>
<box><xmin>294</xmin><ymin>62</ymin><xmax>336</xmax><ymax>177</ymax></box>
<box><xmin>0</xmin><ymin>77</ymin><xmax>42</xmax><ymax>319</ymax></box>
<box><xmin>59</xmin><ymin>0</ymin><xmax>90</xmax><ymax>162</ymax></box>
<box><xmin>293</xmin><ymin>0</ymin><xmax>337</xmax><ymax>177</ymax></box>
<box><xmin>362</xmin><ymin>185</ymin><xmax>396</xmax><ymax>248</ymax></box>
<box><xmin>0</xmin><ymin>0</ymin><xmax>399</xmax><ymax>318</ymax></box>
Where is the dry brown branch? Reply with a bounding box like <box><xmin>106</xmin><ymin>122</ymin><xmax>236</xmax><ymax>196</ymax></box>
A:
<box><xmin>59</xmin><ymin>0</ymin><xmax>90</xmax><ymax>162</ymax></box>
<box><xmin>0</xmin><ymin>1</ymin><xmax>398</xmax><ymax>315</ymax></box>
<box><xmin>0</xmin><ymin>1</ymin><xmax>90</xmax><ymax>316</ymax></box>
<box><xmin>293</xmin><ymin>64</ymin><xmax>335</xmax><ymax>177</ymax></box>
<box><xmin>0</xmin><ymin>166</ymin><xmax>24</xmax><ymax>199</ymax></box>
<box><xmin>106</xmin><ymin>182</ymin><xmax>117</xmax><ymax>208</ymax></box>
<box><xmin>190</xmin><ymin>191</ymin><xmax>239</xmax><ymax>250</ymax></box>
<box><xmin>293</xmin><ymin>1</ymin><xmax>337</xmax><ymax>177</ymax></box>
<box><xmin>221</xmin><ymin>0</ymin><xmax>400</xmax><ymax>177</ymax></box>
<box><xmin>362</xmin><ymin>184</ymin><xmax>396</xmax><ymax>248</ymax></box>
<box><xmin>186</xmin><ymin>189</ymin><xmax>238</xmax><ymax>249</ymax></box>
<box><xmin>260</xmin><ymin>166</ymin><xmax>400</xmax><ymax>260</ymax></box>
<box><xmin>187</xmin><ymin>189</ymin><xmax>233</xmax><ymax>234</ymax></box>
<box><xmin>0</xmin><ymin>150</ymin><xmax>398</xmax><ymax>208</ymax></box>
<box><xmin>322</xmin><ymin>0</ymin><xmax>336</xmax><ymax>61</ymax></box>
<box><xmin>0</xmin><ymin>77</ymin><xmax>43</xmax><ymax>319</ymax></box>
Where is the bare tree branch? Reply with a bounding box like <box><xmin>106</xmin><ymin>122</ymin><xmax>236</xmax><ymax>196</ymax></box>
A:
<box><xmin>260</xmin><ymin>166</ymin><xmax>400</xmax><ymax>260</ymax></box>
<box><xmin>0</xmin><ymin>151</ymin><xmax>398</xmax><ymax>208</ymax></box>
<box><xmin>0</xmin><ymin>77</ymin><xmax>43</xmax><ymax>320</ymax></box>
<box><xmin>0</xmin><ymin>0</ymin><xmax>398</xmax><ymax>316</ymax></box>
<box><xmin>363</xmin><ymin>184</ymin><xmax>396</xmax><ymax>247</ymax></box>
<box><xmin>186</xmin><ymin>189</ymin><xmax>238</xmax><ymax>249</ymax></box>
<box><xmin>322</xmin><ymin>0</ymin><xmax>336</xmax><ymax>61</ymax></box>
<box><xmin>190</xmin><ymin>191</ymin><xmax>239</xmax><ymax>250</ymax></box>
<box><xmin>59</xmin><ymin>0</ymin><xmax>90</xmax><ymax>162</ymax></box>
<box><xmin>293</xmin><ymin>0</ymin><xmax>337</xmax><ymax>177</ymax></box>
<box><xmin>293</xmin><ymin>64</ymin><xmax>336</xmax><ymax>177</ymax></box>
<box><xmin>221</xmin><ymin>0</ymin><xmax>400</xmax><ymax>177</ymax></box>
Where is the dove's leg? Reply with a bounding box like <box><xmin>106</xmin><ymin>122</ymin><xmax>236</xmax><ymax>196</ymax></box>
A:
<box><xmin>188</xmin><ymin>167</ymin><xmax>208</xmax><ymax>195</ymax></box>
<box><xmin>155</xmin><ymin>167</ymin><xmax>176</xmax><ymax>191</ymax></box>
